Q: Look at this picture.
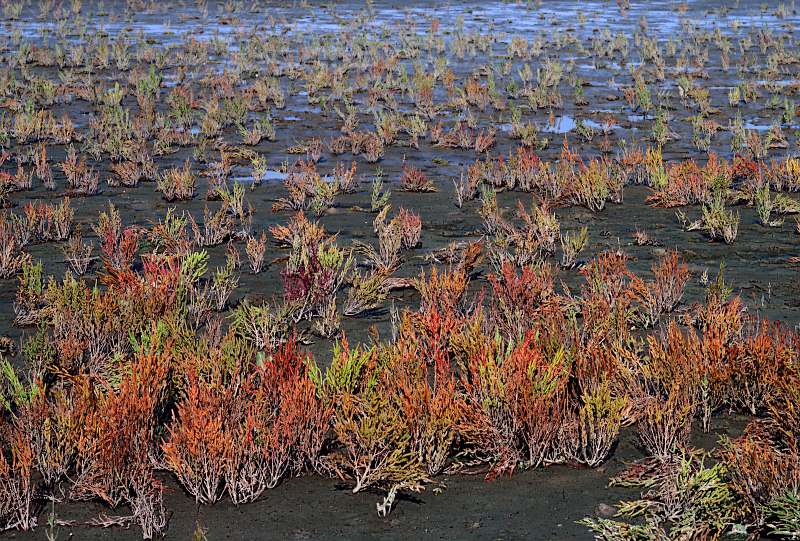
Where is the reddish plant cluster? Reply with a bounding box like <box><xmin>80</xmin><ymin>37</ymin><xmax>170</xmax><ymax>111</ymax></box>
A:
<box><xmin>0</xmin><ymin>208</ymin><xmax>798</xmax><ymax>540</ymax></box>
<box><xmin>430</xmin><ymin>121</ymin><xmax>496</xmax><ymax>153</ymax></box>
<box><xmin>163</xmin><ymin>338</ymin><xmax>329</xmax><ymax>505</ymax></box>
<box><xmin>645</xmin><ymin>151</ymin><xmax>729</xmax><ymax>207</ymax></box>
<box><xmin>468</xmin><ymin>143</ymin><xmax>624</xmax><ymax>211</ymax></box>
<box><xmin>400</xmin><ymin>163</ymin><xmax>437</xmax><ymax>192</ymax></box>
<box><xmin>19</xmin><ymin>198</ymin><xmax>74</xmax><ymax>243</ymax></box>
<box><xmin>1</xmin><ymin>4</ymin><xmax>800</xmax><ymax>538</ymax></box>
<box><xmin>3</xmin><ymin>184</ymin><xmax>795</xmax><ymax>537</ymax></box>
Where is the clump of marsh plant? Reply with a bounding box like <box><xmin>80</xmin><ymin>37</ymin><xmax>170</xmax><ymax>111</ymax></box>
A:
<box><xmin>560</xmin><ymin>227</ymin><xmax>589</xmax><ymax>269</ymax></box>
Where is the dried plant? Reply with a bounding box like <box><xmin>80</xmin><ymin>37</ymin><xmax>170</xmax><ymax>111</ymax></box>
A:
<box><xmin>0</xmin><ymin>413</ymin><xmax>35</xmax><ymax>531</ymax></box>
<box><xmin>60</xmin><ymin>147</ymin><xmax>100</xmax><ymax>196</ymax></box>
<box><xmin>188</xmin><ymin>206</ymin><xmax>235</xmax><ymax>247</ymax></box>
<box><xmin>488</xmin><ymin>262</ymin><xmax>557</xmax><ymax>341</ymax></box>
<box><xmin>634</xmin><ymin>381</ymin><xmax>696</xmax><ymax>459</ymax></box>
<box><xmin>69</xmin><ymin>346</ymin><xmax>171</xmax><ymax>538</ymax></box>
<box><xmin>157</xmin><ymin>160</ymin><xmax>196</xmax><ymax>202</ymax></box>
<box><xmin>633</xmin><ymin>227</ymin><xmax>656</xmax><ymax>246</ymax></box>
<box><xmin>230</xmin><ymin>300</ymin><xmax>296</xmax><ymax>351</ymax></box>
<box><xmin>331</xmin><ymin>161</ymin><xmax>359</xmax><ymax>194</ymax></box>
<box><xmin>245</xmin><ymin>232</ymin><xmax>267</xmax><ymax>274</ymax></box>
<box><xmin>33</xmin><ymin>143</ymin><xmax>53</xmax><ymax>190</ymax></box>
<box><xmin>630</xmin><ymin>251</ymin><xmax>690</xmax><ymax>328</ymax></box>
<box><xmin>313</xmin><ymin>297</ymin><xmax>341</xmax><ymax>338</ymax></box>
<box><xmin>360</xmin><ymin>133</ymin><xmax>384</xmax><ymax>163</ymax></box>
<box><xmin>453</xmin><ymin>170</ymin><xmax>478</xmax><ymax>208</ymax></box>
<box><xmin>353</xmin><ymin>206</ymin><xmax>403</xmax><ymax>273</ymax></box>
<box><xmin>0</xmin><ymin>218</ymin><xmax>29</xmax><ymax>279</ymax></box>
<box><xmin>62</xmin><ymin>227</ymin><xmax>94</xmax><ymax>276</ymax></box>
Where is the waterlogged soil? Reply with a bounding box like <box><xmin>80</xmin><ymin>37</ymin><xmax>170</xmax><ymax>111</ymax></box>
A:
<box><xmin>1</xmin><ymin>0</ymin><xmax>799</xmax><ymax>538</ymax></box>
